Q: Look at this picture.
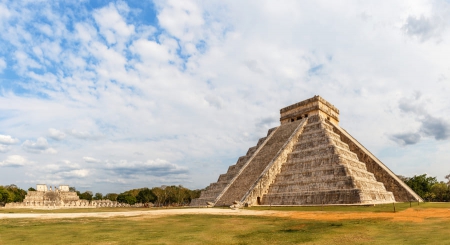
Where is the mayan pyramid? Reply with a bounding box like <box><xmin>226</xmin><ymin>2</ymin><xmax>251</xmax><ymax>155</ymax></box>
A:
<box><xmin>191</xmin><ymin>96</ymin><xmax>422</xmax><ymax>206</ymax></box>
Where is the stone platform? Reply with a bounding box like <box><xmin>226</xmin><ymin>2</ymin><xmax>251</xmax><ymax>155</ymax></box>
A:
<box><xmin>191</xmin><ymin>96</ymin><xmax>422</xmax><ymax>207</ymax></box>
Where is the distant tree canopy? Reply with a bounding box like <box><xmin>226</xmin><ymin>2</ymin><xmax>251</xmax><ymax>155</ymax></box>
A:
<box><xmin>93</xmin><ymin>193</ymin><xmax>103</xmax><ymax>200</ymax></box>
<box><xmin>402</xmin><ymin>174</ymin><xmax>449</xmax><ymax>202</ymax></box>
<box><xmin>136</xmin><ymin>188</ymin><xmax>156</xmax><ymax>204</ymax></box>
<box><xmin>78</xmin><ymin>191</ymin><xmax>93</xmax><ymax>201</ymax></box>
<box><xmin>0</xmin><ymin>185</ymin><xmax>27</xmax><ymax>205</ymax></box>
<box><xmin>104</xmin><ymin>193</ymin><xmax>118</xmax><ymax>201</ymax></box>
<box><xmin>113</xmin><ymin>185</ymin><xmax>202</xmax><ymax>206</ymax></box>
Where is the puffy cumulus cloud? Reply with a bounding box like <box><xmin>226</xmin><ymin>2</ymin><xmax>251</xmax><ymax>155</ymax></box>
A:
<box><xmin>48</xmin><ymin>128</ymin><xmax>66</xmax><ymax>141</ymax></box>
<box><xmin>0</xmin><ymin>155</ymin><xmax>28</xmax><ymax>167</ymax></box>
<box><xmin>83</xmin><ymin>156</ymin><xmax>101</xmax><ymax>163</ymax></box>
<box><xmin>93</xmin><ymin>2</ymin><xmax>135</xmax><ymax>46</ymax></box>
<box><xmin>0</xmin><ymin>135</ymin><xmax>20</xmax><ymax>145</ymax></box>
<box><xmin>1</xmin><ymin>1</ymin><xmax>450</xmax><ymax>191</ymax></box>
<box><xmin>22</xmin><ymin>137</ymin><xmax>57</xmax><ymax>154</ymax></box>
<box><xmin>105</xmin><ymin>159</ymin><xmax>188</xmax><ymax>177</ymax></box>
<box><xmin>156</xmin><ymin>0</ymin><xmax>205</xmax><ymax>43</ymax></box>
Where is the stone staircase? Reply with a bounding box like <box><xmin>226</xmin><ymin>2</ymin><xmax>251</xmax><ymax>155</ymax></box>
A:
<box><xmin>189</xmin><ymin>128</ymin><xmax>276</xmax><ymax>206</ymax></box>
<box><xmin>215</xmin><ymin>120</ymin><xmax>303</xmax><ymax>206</ymax></box>
<box><xmin>262</xmin><ymin>115</ymin><xmax>395</xmax><ymax>205</ymax></box>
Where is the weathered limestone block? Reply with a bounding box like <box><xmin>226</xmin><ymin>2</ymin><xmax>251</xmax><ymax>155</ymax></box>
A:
<box><xmin>192</xmin><ymin>96</ymin><xmax>421</xmax><ymax>207</ymax></box>
<box><xmin>190</xmin><ymin>130</ymin><xmax>274</xmax><ymax>206</ymax></box>
<box><xmin>263</xmin><ymin>115</ymin><xmax>395</xmax><ymax>205</ymax></box>
<box><xmin>216</xmin><ymin>120</ymin><xmax>303</xmax><ymax>206</ymax></box>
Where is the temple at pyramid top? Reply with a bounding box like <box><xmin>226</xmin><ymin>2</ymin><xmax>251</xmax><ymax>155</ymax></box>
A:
<box><xmin>280</xmin><ymin>95</ymin><xmax>340</xmax><ymax>125</ymax></box>
<box><xmin>191</xmin><ymin>95</ymin><xmax>422</xmax><ymax>207</ymax></box>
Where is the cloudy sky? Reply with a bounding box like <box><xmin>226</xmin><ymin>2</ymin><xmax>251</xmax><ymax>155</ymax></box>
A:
<box><xmin>0</xmin><ymin>0</ymin><xmax>449</xmax><ymax>194</ymax></box>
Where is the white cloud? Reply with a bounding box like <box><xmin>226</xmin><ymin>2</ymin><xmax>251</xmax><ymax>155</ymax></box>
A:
<box><xmin>0</xmin><ymin>135</ymin><xmax>19</xmax><ymax>145</ymax></box>
<box><xmin>0</xmin><ymin>57</ymin><xmax>6</xmax><ymax>73</ymax></box>
<box><xmin>0</xmin><ymin>1</ymin><xmax>450</xmax><ymax>193</ymax></box>
<box><xmin>48</xmin><ymin>128</ymin><xmax>66</xmax><ymax>140</ymax></box>
<box><xmin>104</xmin><ymin>158</ymin><xmax>188</xmax><ymax>177</ymax></box>
<box><xmin>48</xmin><ymin>128</ymin><xmax>66</xmax><ymax>141</ymax></box>
<box><xmin>22</xmin><ymin>137</ymin><xmax>57</xmax><ymax>154</ymax></box>
<box><xmin>0</xmin><ymin>155</ymin><xmax>28</xmax><ymax>167</ymax></box>
<box><xmin>67</xmin><ymin>129</ymin><xmax>102</xmax><ymax>140</ymax></box>
<box><xmin>59</xmin><ymin>169</ymin><xmax>90</xmax><ymax>178</ymax></box>
<box><xmin>83</xmin><ymin>156</ymin><xmax>101</xmax><ymax>163</ymax></box>
<box><xmin>156</xmin><ymin>0</ymin><xmax>204</xmax><ymax>43</ymax></box>
<box><xmin>93</xmin><ymin>2</ymin><xmax>135</xmax><ymax>46</ymax></box>
<box><xmin>0</xmin><ymin>144</ymin><xmax>10</xmax><ymax>153</ymax></box>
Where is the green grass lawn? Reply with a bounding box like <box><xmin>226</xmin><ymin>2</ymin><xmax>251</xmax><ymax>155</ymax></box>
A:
<box><xmin>0</xmin><ymin>203</ymin><xmax>449</xmax><ymax>245</ymax></box>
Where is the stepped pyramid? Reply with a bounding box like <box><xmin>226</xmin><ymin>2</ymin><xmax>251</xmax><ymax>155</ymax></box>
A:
<box><xmin>191</xmin><ymin>96</ymin><xmax>422</xmax><ymax>206</ymax></box>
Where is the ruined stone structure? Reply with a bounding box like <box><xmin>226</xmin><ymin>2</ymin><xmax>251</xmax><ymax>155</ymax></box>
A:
<box><xmin>5</xmin><ymin>184</ymin><xmax>127</xmax><ymax>209</ymax></box>
<box><xmin>191</xmin><ymin>96</ymin><xmax>422</xmax><ymax>207</ymax></box>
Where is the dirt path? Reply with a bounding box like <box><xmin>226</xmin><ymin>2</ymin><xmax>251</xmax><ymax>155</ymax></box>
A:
<box><xmin>1</xmin><ymin>208</ymin><xmax>449</xmax><ymax>222</ymax></box>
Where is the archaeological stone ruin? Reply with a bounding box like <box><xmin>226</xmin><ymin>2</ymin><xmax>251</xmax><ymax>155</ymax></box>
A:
<box><xmin>5</xmin><ymin>184</ymin><xmax>128</xmax><ymax>208</ymax></box>
<box><xmin>191</xmin><ymin>96</ymin><xmax>422</xmax><ymax>207</ymax></box>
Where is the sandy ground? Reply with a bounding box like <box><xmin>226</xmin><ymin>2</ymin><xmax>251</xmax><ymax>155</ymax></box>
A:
<box><xmin>1</xmin><ymin>208</ymin><xmax>449</xmax><ymax>222</ymax></box>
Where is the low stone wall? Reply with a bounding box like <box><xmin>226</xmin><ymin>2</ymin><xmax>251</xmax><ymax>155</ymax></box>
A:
<box><xmin>5</xmin><ymin>199</ymin><xmax>130</xmax><ymax>209</ymax></box>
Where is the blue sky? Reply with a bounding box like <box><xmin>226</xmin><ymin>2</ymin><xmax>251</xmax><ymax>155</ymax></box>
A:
<box><xmin>1</xmin><ymin>0</ymin><xmax>450</xmax><ymax>194</ymax></box>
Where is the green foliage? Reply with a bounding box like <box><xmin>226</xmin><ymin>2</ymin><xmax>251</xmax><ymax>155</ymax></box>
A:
<box><xmin>104</xmin><ymin>193</ymin><xmax>118</xmax><ymax>201</ymax></box>
<box><xmin>403</xmin><ymin>174</ymin><xmax>438</xmax><ymax>200</ymax></box>
<box><xmin>79</xmin><ymin>191</ymin><xmax>93</xmax><ymax>201</ymax></box>
<box><xmin>0</xmin><ymin>185</ymin><xmax>27</xmax><ymax>204</ymax></box>
<box><xmin>430</xmin><ymin>182</ymin><xmax>449</xmax><ymax>202</ymax></box>
<box><xmin>93</xmin><ymin>193</ymin><xmax>103</xmax><ymax>200</ymax></box>
<box><xmin>402</xmin><ymin>174</ymin><xmax>450</xmax><ymax>202</ymax></box>
<box><xmin>0</xmin><ymin>186</ymin><xmax>11</xmax><ymax>204</ymax></box>
<box><xmin>136</xmin><ymin>188</ymin><xmax>156</xmax><ymax>204</ymax></box>
<box><xmin>117</xmin><ymin>193</ymin><xmax>137</xmax><ymax>205</ymax></box>
<box><xmin>28</xmin><ymin>187</ymin><xmax>36</xmax><ymax>191</ymax></box>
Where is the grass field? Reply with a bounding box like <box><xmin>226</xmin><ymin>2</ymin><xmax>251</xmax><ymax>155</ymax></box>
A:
<box><xmin>1</xmin><ymin>203</ymin><xmax>449</xmax><ymax>244</ymax></box>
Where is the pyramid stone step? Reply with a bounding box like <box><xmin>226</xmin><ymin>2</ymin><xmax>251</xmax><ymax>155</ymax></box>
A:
<box><xmin>193</xmin><ymin>95</ymin><xmax>422</xmax><ymax>207</ymax></box>
<box><xmin>215</xmin><ymin>120</ymin><xmax>303</xmax><ymax>206</ymax></box>
<box><xmin>190</xmin><ymin>134</ymin><xmax>273</xmax><ymax>206</ymax></box>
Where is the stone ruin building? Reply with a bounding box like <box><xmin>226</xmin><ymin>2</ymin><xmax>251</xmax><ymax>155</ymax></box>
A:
<box><xmin>191</xmin><ymin>96</ymin><xmax>422</xmax><ymax>207</ymax></box>
<box><xmin>5</xmin><ymin>184</ymin><xmax>129</xmax><ymax>208</ymax></box>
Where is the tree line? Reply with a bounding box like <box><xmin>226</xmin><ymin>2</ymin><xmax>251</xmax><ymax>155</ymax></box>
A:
<box><xmin>0</xmin><ymin>184</ymin><xmax>27</xmax><ymax>205</ymax></box>
<box><xmin>2</xmin><ymin>173</ymin><xmax>449</xmax><ymax>206</ymax></box>
<box><xmin>399</xmin><ymin>174</ymin><xmax>450</xmax><ymax>202</ymax></box>
<box><xmin>63</xmin><ymin>185</ymin><xmax>201</xmax><ymax>206</ymax></box>
<box><xmin>0</xmin><ymin>184</ymin><xmax>201</xmax><ymax>206</ymax></box>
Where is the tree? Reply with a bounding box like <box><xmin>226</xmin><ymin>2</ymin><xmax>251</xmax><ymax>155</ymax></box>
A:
<box><xmin>117</xmin><ymin>193</ymin><xmax>136</xmax><ymax>205</ymax></box>
<box><xmin>79</xmin><ymin>191</ymin><xmax>93</xmax><ymax>201</ymax></box>
<box><xmin>28</xmin><ymin>187</ymin><xmax>36</xmax><ymax>191</ymax></box>
<box><xmin>93</xmin><ymin>192</ymin><xmax>103</xmax><ymax>200</ymax></box>
<box><xmin>431</xmin><ymin>182</ymin><xmax>449</xmax><ymax>202</ymax></box>
<box><xmin>189</xmin><ymin>189</ymin><xmax>202</xmax><ymax>203</ymax></box>
<box><xmin>136</xmin><ymin>188</ymin><xmax>156</xmax><ymax>204</ymax></box>
<box><xmin>0</xmin><ymin>186</ymin><xmax>11</xmax><ymax>205</ymax></box>
<box><xmin>404</xmin><ymin>174</ymin><xmax>438</xmax><ymax>201</ymax></box>
<box><xmin>5</xmin><ymin>184</ymin><xmax>27</xmax><ymax>202</ymax></box>
<box><xmin>445</xmin><ymin>174</ymin><xmax>450</xmax><ymax>186</ymax></box>
<box><xmin>104</xmin><ymin>193</ymin><xmax>118</xmax><ymax>201</ymax></box>
<box><xmin>152</xmin><ymin>186</ymin><xmax>168</xmax><ymax>206</ymax></box>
